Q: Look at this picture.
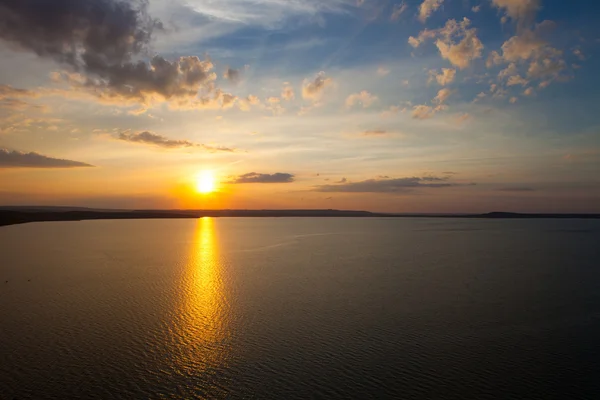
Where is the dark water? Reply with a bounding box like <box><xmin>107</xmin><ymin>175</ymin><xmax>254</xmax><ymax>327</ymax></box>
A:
<box><xmin>1</xmin><ymin>218</ymin><xmax>600</xmax><ymax>399</ymax></box>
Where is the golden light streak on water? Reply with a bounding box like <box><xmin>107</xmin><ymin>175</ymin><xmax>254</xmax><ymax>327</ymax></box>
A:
<box><xmin>175</xmin><ymin>217</ymin><xmax>230</xmax><ymax>375</ymax></box>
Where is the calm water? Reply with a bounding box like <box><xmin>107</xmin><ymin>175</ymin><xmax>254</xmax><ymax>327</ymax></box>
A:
<box><xmin>1</xmin><ymin>218</ymin><xmax>600</xmax><ymax>399</ymax></box>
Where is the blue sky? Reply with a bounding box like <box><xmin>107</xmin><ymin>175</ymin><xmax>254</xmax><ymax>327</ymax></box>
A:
<box><xmin>0</xmin><ymin>0</ymin><xmax>599</xmax><ymax>212</ymax></box>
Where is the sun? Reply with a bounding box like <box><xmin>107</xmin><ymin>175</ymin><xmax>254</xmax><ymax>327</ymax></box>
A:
<box><xmin>195</xmin><ymin>170</ymin><xmax>216</xmax><ymax>194</ymax></box>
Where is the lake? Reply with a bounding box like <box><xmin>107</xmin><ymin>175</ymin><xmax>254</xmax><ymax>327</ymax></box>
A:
<box><xmin>1</xmin><ymin>218</ymin><xmax>600</xmax><ymax>399</ymax></box>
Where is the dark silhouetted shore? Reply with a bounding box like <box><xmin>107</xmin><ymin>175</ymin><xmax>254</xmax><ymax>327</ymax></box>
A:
<box><xmin>1</xmin><ymin>207</ymin><xmax>599</xmax><ymax>227</ymax></box>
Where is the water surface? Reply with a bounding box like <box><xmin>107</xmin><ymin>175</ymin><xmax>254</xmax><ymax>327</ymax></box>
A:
<box><xmin>1</xmin><ymin>218</ymin><xmax>600</xmax><ymax>399</ymax></box>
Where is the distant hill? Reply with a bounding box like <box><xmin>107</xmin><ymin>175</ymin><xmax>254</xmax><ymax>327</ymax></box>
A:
<box><xmin>0</xmin><ymin>206</ymin><xmax>128</xmax><ymax>212</ymax></box>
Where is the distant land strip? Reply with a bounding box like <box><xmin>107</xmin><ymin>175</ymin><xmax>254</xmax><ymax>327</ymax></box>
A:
<box><xmin>1</xmin><ymin>208</ymin><xmax>600</xmax><ymax>227</ymax></box>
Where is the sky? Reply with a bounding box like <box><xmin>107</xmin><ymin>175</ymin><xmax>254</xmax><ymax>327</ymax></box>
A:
<box><xmin>1</xmin><ymin>0</ymin><xmax>600</xmax><ymax>213</ymax></box>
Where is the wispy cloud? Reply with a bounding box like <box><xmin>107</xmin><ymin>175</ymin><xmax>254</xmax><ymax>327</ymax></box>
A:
<box><xmin>390</xmin><ymin>1</ymin><xmax>408</xmax><ymax>21</ymax></box>
<box><xmin>0</xmin><ymin>149</ymin><xmax>93</xmax><ymax>168</ymax></box>
<box><xmin>497</xmin><ymin>187</ymin><xmax>536</xmax><ymax>192</ymax></box>
<box><xmin>228</xmin><ymin>172</ymin><xmax>295</xmax><ymax>184</ymax></box>
<box><xmin>117</xmin><ymin>131</ymin><xmax>235</xmax><ymax>152</ymax></box>
<box><xmin>314</xmin><ymin>176</ymin><xmax>461</xmax><ymax>193</ymax></box>
<box><xmin>0</xmin><ymin>84</ymin><xmax>41</xmax><ymax>110</ymax></box>
<box><xmin>174</xmin><ymin>0</ymin><xmax>353</xmax><ymax>26</ymax></box>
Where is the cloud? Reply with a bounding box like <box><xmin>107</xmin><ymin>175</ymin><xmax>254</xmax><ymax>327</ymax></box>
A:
<box><xmin>411</xmin><ymin>104</ymin><xmax>446</xmax><ymax>119</ymax></box>
<box><xmin>573</xmin><ymin>48</ymin><xmax>586</xmax><ymax>61</ymax></box>
<box><xmin>492</xmin><ymin>0</ymin><xmax>540</xmax><ymax>29</ymax></box>
<box><xmin>435</xmin><ymin>19</ymin><xmax>484</xmax><ymax>69</ymax></box>
<box><xmin>228</xmin><ymin>172</ymin><xmax>295</xmax><ymax>184</ymax></box>
<box><xmin>0</xmin><ymin>84</ymin><xmax>41</xmax><ymax>110</ymax></box>
<box><xmin>0</xmin><ymin>0</ymin><xmax>159</xmax><ymax>63</ymax></box>
<box><xmin>418</xmin><ymin>0</ymin><xmax>444</xmax><ymax>23</ymax></box>
<box><xmin>472</xmin><ymin>5</ymin><xmax>481</xmax><ymax>13</ymax></box>
<box><xmin>314</xmin><ymin>176</ymin><xmax>459</xmax><ymax>193</ymax></box>
<box><xmin>455</xmin><ymin>113</ymin><xmax>471</xmax><ymax>124</ymax></box>
<box><xmin>410</xmin><ymin>18</ymin><xmax>483</xmax><ymax>69</ymax></box>
<box><xmin>223</xmin><ymin>67</ymin><xmax>241</xmax><ymax>82</ymax></box>
<box><xmin>302</xmin><ymin>71</ymin><xmax>333</xmax><ymax>101</ymax></box>
<box><xmin>345</xmin><ymin>90</ymin><xmax>378</xmax><ymax>108</ymax></box>
<box><xmin>0</xmin><ymin>84</ymin><xmax>37</xmax><ymax>99</ymax></box>
<box><xmin>507</xmin><ymin>75</ymin><xmax>528</xmax><ymax>86</ymax></box>
<box><xmin>169</xmin><ymin>0</ymin><xmax>351</xmax><ymax>28</ymax></box>
<box><xmin>488</xmin><ymin>21</ymin><xmax>568</xmax><ymax>90</ymax></box>
<box><xmin>390</xmin><ymin>1</ymin><xmax>408</xmax><ymax>21</ymax></box>
<box><xmin>408</xmin><ymin>29</ymin><xmax>437</xmax><ymax>48</ymax></box>
<box><xmin>527</xmin><ymin>57</ymin><xmax>566</xmax><ymax>79</ymax></box>
<box><xmin>377</xmin><ymin>66</ymin><xmax>390</xmax><ymax>76</ymax></box>
<box><xmin>486</xmin><ymin>51</ymin><xmax>503</xmax><ymax>68</ymax></box>
<box><xmin>432</xmin><ymin>68</ymin><xmax>456</xmax><ymax>86</ymax></box>
<box><xmin>265</xmin><ymin>97</ymin><xmax>285</xmax><ymax>115</ymax></box>
<box><xmin>498</xmin><ymin>62</ymin><xmax>518</xmax><ymax>78</ymax></box>
<box><xmin>0</xmin><ymin>149</ymin><xmax>93</xmax><ymax>168</ymax></box>
<box><xmin>500</xmin><ymin>21</ymin><xmax>555</xmax><ymax>62</ymax></box>
<box><xmin>434</xmin><ymin>88</ymin><xmax>454</xmax><ymax>104</ymax></box>
<box><xmin>0</xmin><ymin>0</ymin><xmax>240</xmax><ymax>108</ymax></box>
<box><xmin>238</xmin><ymin>94</ymin><xmax>261</xmax><ymax>111</ymax></box>
<box><xmin>281</xmin><ymin>85</ymin><xmax>295</xmax><ymax>100</ymax></box>
<box><xmin>117</xmin><ymin>131</ymin><xmax>234</xmax><ymax>152</ymax></box>
<box><xmin>497</xmin><ymin>187</ymin><xmax>536</xmax><ymax>192</ymax></box>
<box><xmin>52</xmin><ymin>55</ymin><xmax>222</xmax><ymax>107</ymax></box>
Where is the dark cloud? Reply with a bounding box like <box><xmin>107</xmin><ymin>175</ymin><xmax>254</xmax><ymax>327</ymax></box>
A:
<box><xmin>223</xmin><ymin>67</ymin><xmax>241</xmax><ymax>82</ymax></box>
<box><xmin>421</xmin><ymin>176</ymin><xmax>448</xmax><ymax>182</ymax></box>
<box><xmin>117</xmin><ymin>131</ymin><xmax>234</xmax><ymax>152</ymax></box>
<box><xmin>314</xmin><ymin>176</ymin><xmax>458</xmax><ymax>193</ymax></box>
<box><xmin>229</xmin><ymin>172</ymin><xmax>295</xmax><ymax>184</ymax></box>
<box><xmin>497</xmin><ymin>187</ymin><xmax>536</xmax><ymax>192</ymax></box>
<box><xmin>0</xmin><ymin>0</ymin><xmax>231</xmax><ymax>106</ymax></box>
<box><xmin>77</xmin><ymin>55</ymin><xmax>218</xmax><ymax>103</ymax></box>
<box><xmin>0</xmin><ymin>149</ymin><xmax>93</xmax><ymax>168</ymax></box>
<box><xmin>0</xmin><ymin>0</ymin><xmax>157</xmax><ymax>66</ymax></box>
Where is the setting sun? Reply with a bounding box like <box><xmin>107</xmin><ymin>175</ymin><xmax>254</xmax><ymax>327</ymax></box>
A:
<box><xmin>196</xmin><ymin>171</ymin><xmax>216</xmax><ymax>194</ymax></box>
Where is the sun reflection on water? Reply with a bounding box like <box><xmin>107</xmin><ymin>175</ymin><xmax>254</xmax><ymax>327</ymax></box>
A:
<box><xmin>176</xmin><ymin>217</ymin><xmax>230</xmax><ymax>374</ymax></box>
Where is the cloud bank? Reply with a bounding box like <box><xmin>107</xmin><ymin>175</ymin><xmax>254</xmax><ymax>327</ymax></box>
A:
<box><xmin>314</xmin><ymin>176</ymin><xmax>459</xmax><ymax>193</ymax></box>
<box><xmin>0</xmin><ymin>149</ymin><xmax>93</xmax><ymax>168</ymax></box>
<box><xmin>117</xmin><ymin>131</ymin><xmax>234</xmax><ymax>152</ymax></box>
<box><xmin>229</xmin><ymin>172</ymin><xmax>295</xmax><ymax>184</ymax></box>
<box><xmin>0</xmin><ymin>0</ymin><xmax>237</xmax><ymax>108</ymax></box>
